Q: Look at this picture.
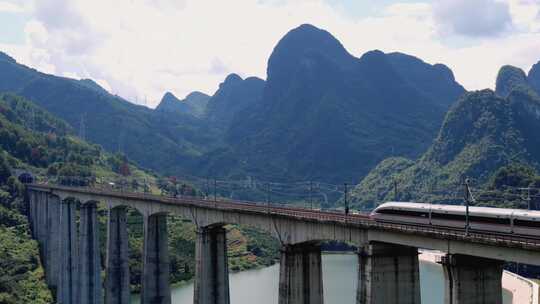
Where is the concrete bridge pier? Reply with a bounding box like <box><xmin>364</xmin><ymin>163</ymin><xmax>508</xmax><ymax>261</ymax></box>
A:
<box><xmin>36</xmin><ymin>192</ymin><xmax>48</xmax><ymax>257</ymax></box>
<box><xmin>30</xmin><ymin>191</ymin><xmax>49</xmax><ymax>262</ymax></box>
<box><xmin>141</xmin><ymin>214</ymin><xmax>171</xmax><ymax>304</ymax></box>
<box><xmin>357</xmin><ymin>242</ymin><xmax>421</xmax><ymax>304</ymax></box>
<box><xmin>58</xmin><ymin>199</ymin><xmax>79</xmax><ymax>304</ymax></box>
<box><xmin>28</xmin><ymin>192</ymin><xmax>59</xmax><ymax>290</ymax></box>
<box><xmin>278</xmin><ymin>243</ymin><xmax>324</xmax><ymax>304</ymax></box>
<box><xmin>79</xmin><ymin>202</ymin><xmax>103</xmax><ymax>304</ymax></box>
<box><xmin>29</xmin><ymin>192</ymin><xmax>50</xmax><ymax>283</ymax></box>
<box><xmin>105</xmin><ymin>207</ymin><xmax>131</xmax><ymax>304</ymax></box>
<box><xmin>194</xmin><ymin>226</ymin><xmax>230</xmax><ymax>304</ymax></box>
<box><xmin>28</xmin><ymin>190</ymin><xmax>39</xmax><ymax>239</ymax></box>
<box><xmin>440</xmin><ymin>254</ymin><xmax>504</xmax><ymax>304</ymax></box>
<box><xmin>45</xmin><ymin>194</ymin><xmax>61</xmax><ymax>289</ymax></box>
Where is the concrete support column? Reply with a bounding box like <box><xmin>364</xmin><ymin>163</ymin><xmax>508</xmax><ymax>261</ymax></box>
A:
<box><xmin>45</xmin><ymin>195</ymin><xmax>61</xmax><ymax>289</ymax></box>
<box><xmin>141</xmin><ymin>214</ymin><xmax>171</xmax><ymax>304</ymax></box>
<box><xmin>38</xmin><ymin>192</ymin><xmax>49</xmax><ymax>258</ymax></box>
<box><xmin>28</xmin><ymin>190</ymin><xmax>38</xmax><ymax>239</ymax></box>
<box><xmin>28</xmin><ymin>191</ymin><xmax>61</xmax><ymax>292</ymax></box>
<box><xmin>79</xmin><ymin>202</ymin><xmax>103</xmax><ymax>304</ymax></box>
<box><xmin>193</xmin><ymin>226</ymin><xmax>230</xmax><ymax>304</ymax></box>
<box><xmin>278</xmin><ymin>243</ymin><xmax>324</xmax><ymax>304</ymax></box>
<box><xmin>105</xmin><ymin>207</ymin><xmax>130</xmax><ymax>304</ymax></box>
<box><xmin>32</xmin><ymin>192</ymin><xmax>48</xmax><ymax>259</ymax></box>
<box><xmin>440</xmin><ymin>254</ymin><xmax>504</xmax><ymax>304</ymax></box>
<box><xmin>58</xmin><ymin>199</ymin><xmax>79</xmax><ymax>304</ymax></box>
<box><xmin>357</xmin><ymin>242</ymin><xmax>420</xmax><ymax>304</ymax></box>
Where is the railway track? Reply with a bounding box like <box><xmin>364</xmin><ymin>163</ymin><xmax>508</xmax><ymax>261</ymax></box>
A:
<box><xmin>29</xmin><ymin>183</ymin><xmax>540</xmax><ymax>249</ymax></box>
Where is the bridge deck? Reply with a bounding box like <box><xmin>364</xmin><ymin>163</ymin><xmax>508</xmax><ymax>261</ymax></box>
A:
<box><xmin>27</xmin><ymin>183</ymin><xmax>540</xmax><ymax>253</ymax></box>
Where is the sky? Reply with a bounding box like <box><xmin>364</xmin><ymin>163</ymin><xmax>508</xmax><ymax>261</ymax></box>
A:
<box><xmin>1</xmin><ymin>0</ymin><xmax>540</xmax><ymax>108</ymax></box>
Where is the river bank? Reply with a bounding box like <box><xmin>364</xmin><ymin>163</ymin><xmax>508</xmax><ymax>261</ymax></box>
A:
<box><xmin>419</xmin><ymin>250</ymin><xmax>540</xmax><ymax>304</ymax></box>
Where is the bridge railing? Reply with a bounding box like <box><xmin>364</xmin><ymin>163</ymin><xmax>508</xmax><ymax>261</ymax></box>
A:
<box><xmin>29</xmin><ymin>175</ymin><xmax>540</xmax><ymax>248</ymax></box>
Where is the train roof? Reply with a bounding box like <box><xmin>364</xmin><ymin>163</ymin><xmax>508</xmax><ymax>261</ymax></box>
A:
<box><xmin>374</xmin><ymin>202</ymin><xmax>540</xmax><ymax>220</ymax></box>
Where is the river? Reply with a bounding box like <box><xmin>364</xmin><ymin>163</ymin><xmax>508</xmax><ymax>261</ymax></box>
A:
<box><xmin>131</xmin><ymin>254</ymin><xmax>512</xmax><ymax>303</ymax></box>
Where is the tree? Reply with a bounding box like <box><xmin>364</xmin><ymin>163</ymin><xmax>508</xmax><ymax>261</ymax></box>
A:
<box><xmin>489</xmin><ymin>163</ymin><xmax>536</xmax><ymax>189</ymax></box>
<box><xmin>0</xmin><ymin>155</ymin><xmax>11</xmax><ymax>184</ymax></box>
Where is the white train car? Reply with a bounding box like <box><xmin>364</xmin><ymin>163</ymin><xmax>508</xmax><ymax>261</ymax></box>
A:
<box><xmin>370</xmin><ymin>202</ymin><xmax>540</xmax><ymax>237</ymax></box>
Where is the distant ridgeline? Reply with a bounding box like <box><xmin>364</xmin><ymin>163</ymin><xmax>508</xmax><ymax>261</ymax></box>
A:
<box><xmin>1</xmin><ymin>24</ymin><xmax>539</xmax><ymax>209</ymax></box>
<box><xmin>351</xmin><ymin>63</ymin><xmax>540</xmax><ymax>210</ymax></box>
<box><xmin>0</xmin><ymin>24</ymin><xmax>464</xmax><ymax>187</ymax></box>
<box><xmin>0</xmin><ymin>93</ymin><xmax>279</xmax><ymax>301</ymax></box>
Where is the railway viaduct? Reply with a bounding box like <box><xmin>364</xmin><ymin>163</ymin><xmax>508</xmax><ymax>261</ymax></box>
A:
<box><xmin>27</xmin><ymin>184</ymin><xmax>540</xmax><ymax>304</ymax></box>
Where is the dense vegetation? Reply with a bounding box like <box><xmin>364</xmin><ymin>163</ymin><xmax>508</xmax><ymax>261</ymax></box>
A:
<box><xmin>0</xmin><ymin>155</ymin><xmax>52</xmax><ymax>303</ymax></box>
<box><xmin>0</xmin><ymin>94</ymin><xmax>279</xmax><ymax>300</ymax></box>
<box><xmin>124</xmin><ymin>212</ymin><xmax>279</xmax><ymax>292</ymax></box>
<box><xmin>476</xmin><ymin>163</ymin><xmax>540</xmax><ymax>209</ymax></box>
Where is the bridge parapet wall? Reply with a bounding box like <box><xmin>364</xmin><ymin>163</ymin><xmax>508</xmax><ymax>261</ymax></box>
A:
<box><xmin>27</xmin><ymin>186</ymin><xmax>540</xmax><ymax>265</ymax></box>
<box><xmin>25</xmin><ymin>185</ymin><xmax>540</xmax><ymax>304</ymax></box>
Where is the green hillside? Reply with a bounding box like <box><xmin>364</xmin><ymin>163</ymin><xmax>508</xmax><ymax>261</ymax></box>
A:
<box><xmin>0</xmin><ymin>94</ymin><xmax>279</xmax><ymax>300</ymax></box>
<box><xmin>156</xmin><ymin>91</ymin><xmax>211</xmax><ymax>118</ymax></box>
<box><xmin>351</xmin><ymin>65</ymin><xmax>540</xmax><ymax>209</ymax></box>
<box><xmin>0</xmin><ymin>52</ymin><xmax>221</xmax><ymax>177</ymax></box>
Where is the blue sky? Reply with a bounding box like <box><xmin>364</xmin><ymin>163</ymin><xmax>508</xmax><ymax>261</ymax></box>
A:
<box><xmin>1</xmin><ymin>0</ymin><xmax>539</xmax><ymax>107</ymax></box>
<box><xmin>0</xmin><ymin>14</ymin><xmax>27</xmax><ymax>44</ymax></box>
<box><xmin>326</xmin><ymin>0</ymin><xmax>430</xmax><ymax>18</ymax></box>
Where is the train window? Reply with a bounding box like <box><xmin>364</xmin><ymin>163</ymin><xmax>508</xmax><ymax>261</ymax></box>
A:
<box><xmin>376</xmin><ymin>209</ymin><xmax>428</xmax><ymax>217</ymax></box>
<box><xmin>431</xmin><ymin>212</ymin><xmax>463</xmax><ymax>221</ymax></box>
<box><xmin>431</xmin><ymin>212</ymin><xmax>510</xmax><ymax>225</ymax></box>
<box><xmin>514</xmin><ymin>219</ymin><xmax>540</xmax><ymax>228</ymax></box>
<box><xmin>469</xmin><ymin>216</ymin><xmax>510</xmax><ymax>225</ymax></box>
<box><xmin>431</xmin><ymin>213</ymin><xmax>510</xmax><ymax>225</ymax></box>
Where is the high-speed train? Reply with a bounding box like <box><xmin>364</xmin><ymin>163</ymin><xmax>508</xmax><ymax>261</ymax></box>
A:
<box><xmin>370</xmin><ymin>202</ymin><xmax>540</xmax><ymax>237</ymax></box>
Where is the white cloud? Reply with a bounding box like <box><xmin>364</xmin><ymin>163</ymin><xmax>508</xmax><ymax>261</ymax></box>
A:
<box><xmin>433</xmin><ymin>0</ymin><xmax>513</xmax><ymax>37</ymax></box>
<box><xmin>24</xmin><ymin>20</ymin><xmax>48</xmax><ymax>47</ymax></box>
<box><xmin>2</xmin><ymin>0</ymin><xmax>540</xmax><ymax>107</ymax></box>
<box><xmin>508</xmin><ymin>0</ymin><xmax>540</xmax><ymax>31</ymax></box>
<box><xmin>0</xmin><ymin>1</ymin><xmax>25</xmax><ymax>13</ymax></box>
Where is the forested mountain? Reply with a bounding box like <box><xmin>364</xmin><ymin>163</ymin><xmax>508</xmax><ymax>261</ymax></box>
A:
<box><xmin>205</xmin><ymin>74</ymin><xmax>265</xmax><ymax>127</ymax></box>
<box><xmin>385</xmin><ymin>52</ymin><xmax>465</xmax><ymax>107</ymax></box>
<box><xmin>527</xmin><ymin>61</ymin><xmax>540</xmax><ymax>95</ymax></box>
<box><xmin>0</xmin><ymin>93</ymin><xmax>278</xmax><ymax>301</ymax></box>
<box><xmin>156</xmin><ymin>91</ymin><xmax>210</xmax><ymax>118</ymax></box>
<box><xmin>496</xmin><ymin>65</ymin><xmax>529</xmax><ymax>97</ymax></box>
<box><xmin>0</xmin><ymin>52</ymin><xmax>220</xmax><ymax>176</ymax></box>
<box><xmin>351</xmin><ymin>63</ymin><xmax>540</xmax><ymax>209</ymax></box>
<box><xmin>210</xmin><ymin>24</ymin><xmax>465</xmax><ymax>182</ymax></box>
<box><xmin>0</xmin><ymin>24</ymin><xmax>466</xmax><ymax>185</ymax></box>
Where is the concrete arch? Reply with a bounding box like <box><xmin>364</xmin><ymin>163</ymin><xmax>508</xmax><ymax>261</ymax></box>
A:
<box><xmin>147</xmin><ymin>211</ymin><xmax>170</xmax><ymax>218</ymax></box>
<box><xmin>143</xmin><ymin>203</ymin><xmax>367</xmax><ymax>246</ymax></box>
<box><xmin>61</xmin><ymin>196</ymin><xmax>82</xmax><ymax>205</ymax></box>
<box><xmin>253</xmin><ymin>216</ymin><xmax>367</xmax><ymax>246</ymax></box>
<box><xmin>80</xmin><ymin>199</ymin><xmax>101</xmax><ymax>207</ymax></box>
<box><xmin>106</xmin><ymin>200</ymin><xmax>148</xmax><ymax>217</ymax></box>
<box><xmin>199</xmin><ymin>222</ymin><xmax>229</xmax><ymax>229</ymax></box>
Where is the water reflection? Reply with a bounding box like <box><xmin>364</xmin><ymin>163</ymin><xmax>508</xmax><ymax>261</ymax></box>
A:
<box><xmin>131</xmin><ymin>254</ymin><xmax>513</xmax><ymax>304</ymax></box>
